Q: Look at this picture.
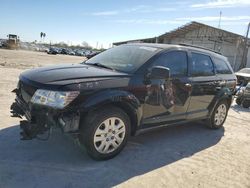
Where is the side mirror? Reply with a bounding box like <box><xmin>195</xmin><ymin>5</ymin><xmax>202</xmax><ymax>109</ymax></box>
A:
<box><xmin>150</xmin><ymin>66</ymin><xmax>170</xmax><ymax>79</ymax></box>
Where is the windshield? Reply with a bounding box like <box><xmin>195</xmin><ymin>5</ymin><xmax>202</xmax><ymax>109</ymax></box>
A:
<box><xmin>84</xmin><ymin>45</ymin><xmax>160</xmax><ymax>73</ymax></box>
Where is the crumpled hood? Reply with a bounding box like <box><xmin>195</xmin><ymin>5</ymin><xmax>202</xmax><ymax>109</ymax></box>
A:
<box><xmin>20</xmin><ymin>63</ymin><xmax>129</xmax><ymax>85</ymax></box>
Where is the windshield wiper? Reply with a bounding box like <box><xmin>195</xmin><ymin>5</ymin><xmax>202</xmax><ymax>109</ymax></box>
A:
<box><xmin>88</xmin><ymin>63</ymin><xmax>115</xmax><ymax>71</ymax></box>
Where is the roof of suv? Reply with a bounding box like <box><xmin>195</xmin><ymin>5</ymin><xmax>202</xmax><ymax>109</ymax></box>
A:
<box><xmin>123</xmin><ymin>43</ymin><xmax>227</xmax><ymax>60</ymax></box>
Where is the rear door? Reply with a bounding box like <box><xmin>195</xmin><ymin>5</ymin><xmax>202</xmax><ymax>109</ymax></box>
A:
<box><xmin>187</xmin><ymin>52</ymin><xmax>222</xmax><ymax>119</ymax></box>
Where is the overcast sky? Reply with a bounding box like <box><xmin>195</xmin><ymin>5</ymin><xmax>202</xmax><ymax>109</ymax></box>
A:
<box><xmin>0</xmin><ymin>0</ymin><xmax>250</xmax><ymax>48</ymax></box>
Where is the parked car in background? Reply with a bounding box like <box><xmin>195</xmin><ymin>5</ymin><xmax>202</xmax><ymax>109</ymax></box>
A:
<box><xmin>234</xmin><ymin>68</ymin><xmax>250</xmax><ymax>95</ymax></box>
<box><xmin>19</xmin><ymin>42</ymin><xmax>29</xmax><ymax>50</ymax></box>
<box><xmin>11</xmin><ymin>43</ymin><xmax>236</xmax><ymax>160</ymax></box>
<box><xmin>85</xmin><ymin>51</ymin><xmax>101</xmax><ymax>59</ymax></box>
<box><xmin>75</xmin><ymin>50</ymin><xmax>85</xmax><ymax>56</ymax></box>
<box><xmin>236</xmin><ymin>82</ymin><xmax>250</xmax><ymax>108</ymax></box>
<box><xmin>36</xmin><ymin>44</ymin><xmax>49</xmax><ymax>52</ymax></box>
<box><xmin>47</xmin><ymin>47</ymin><xmax>59</xmax><ymax>55</ymax></box>
<box><xmin>0</xmin><ymin>40</ymin><xmax>7</xmax><ymax>48</ymax></box>
<box><xmin>235</xmin><ymin>68</ymin><xmax>250</xmax><ymax>86</ymax></box>
<box><xmin>68</xmin><ymin>49</ymin><xmax>75</xmax><ymax>56</ymax></box>
<box><xmin>60</xmin><ymin>48</ymin><xmax>69</xmax><ymax>55</ymax></box>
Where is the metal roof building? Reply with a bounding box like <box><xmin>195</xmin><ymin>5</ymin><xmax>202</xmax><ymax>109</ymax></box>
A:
<box><xmin>113</xmin><ymin>21</ymin><xmax>250</xmax><ymax>71</ymax></box>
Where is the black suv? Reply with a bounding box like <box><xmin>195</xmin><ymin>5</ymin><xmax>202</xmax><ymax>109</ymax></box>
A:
<box><xmin>11</xmin><ymin>43</ymin><xmax>236</xmax><ymax>160</ymax></box>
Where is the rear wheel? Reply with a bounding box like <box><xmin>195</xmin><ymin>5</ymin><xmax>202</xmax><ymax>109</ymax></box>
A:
<box><xmin>78</xmin><ymin>106</ymin><xmax>130</xmax><ymax>160</ymax></box>
<box><xmin>242</xmin><ymin>100</ymin><xmax>250</xmax><ymax>108</ymax></box>
<box><xmin>207</xmin><ymin>100</ymin><xmax>229</xmax><ymax>129</ymax></box>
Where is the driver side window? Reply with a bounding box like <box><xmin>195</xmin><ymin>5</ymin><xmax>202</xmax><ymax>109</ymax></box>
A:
<box><xmin>152</xmin><ymin>51</ymin><xmax>188</xmax><ymax>77</ymax></box>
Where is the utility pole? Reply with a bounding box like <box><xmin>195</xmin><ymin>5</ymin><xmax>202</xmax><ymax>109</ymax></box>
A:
<box><xmin>218</xmin><ymin>11</ymin><xmax>222</xmax><ymax>28</ymax></box>
<box><xmin>239</xmin><ymin>22</ymin><xmax>250</xmax><ymax>70</ymax></box>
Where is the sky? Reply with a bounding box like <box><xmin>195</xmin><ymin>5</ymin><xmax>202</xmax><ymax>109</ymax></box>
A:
<box><xmin>0</xmin><ymin>0</ymin><xmax>250</xmax><ymax>48</ymax></box>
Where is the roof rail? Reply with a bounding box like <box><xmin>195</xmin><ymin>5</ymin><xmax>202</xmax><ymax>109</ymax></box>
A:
<box><xmin>178</xmin><ymin>43</ymin><xmax>222</xmax><ymax>55</ymax></box>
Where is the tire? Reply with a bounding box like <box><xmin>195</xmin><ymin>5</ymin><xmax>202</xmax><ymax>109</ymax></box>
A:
<box><xmin>236</xmin><ymin>97</ymin><xmax>242</xmax><ymax>105</ymax></box>
<box><xmin>78</xmin><ymin>106</ymin><xmax>130</xmax><ymax>160</ymax></box>
<box><xmin>207</xmin><ymin>100</ymin><xmax>229</xmax><ymax>129</ymax></box>
<box><xmin>242</xmin><ymin>100</ymin><xmax>250</xmax><ymax>108</ymax></box>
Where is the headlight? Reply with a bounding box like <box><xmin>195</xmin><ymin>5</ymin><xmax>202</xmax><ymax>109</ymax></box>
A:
<box><xmin>31</xmin><ymin>89</ymin><xmax>80</xmax><ymax>109</ymax></box>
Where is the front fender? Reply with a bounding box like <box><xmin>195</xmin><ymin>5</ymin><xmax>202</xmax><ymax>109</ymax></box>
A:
<box><xmin>80</xmin><ymin>89</ymin><xmax>143</xmax><ymax>127</ymax></box>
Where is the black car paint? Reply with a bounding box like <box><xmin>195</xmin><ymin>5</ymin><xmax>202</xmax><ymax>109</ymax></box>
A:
<box><xmin>11</xmin><ymin>44</ymin><xmax>236</xmax><ymax>139</ymax></box>
<box><xmin>47</xmin><ymin>48</ymin><xmax>59</xmax><ymax>55</ymax></box>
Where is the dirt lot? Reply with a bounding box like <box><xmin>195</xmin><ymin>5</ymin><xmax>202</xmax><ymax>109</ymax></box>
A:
<box><xmin>0</xmin><ymin>49</ymin><xmax>250</xmax><ymax>188</ymax></box>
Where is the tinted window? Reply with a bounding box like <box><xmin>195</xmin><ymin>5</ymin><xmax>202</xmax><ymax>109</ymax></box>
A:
<box><xmin>152</xmin><ymin>51</ymin><xmax>188</xmax><ymax>76</ymax></box>
<box><xmin>214</xmin><ymin>58</ymin><xmax>232</xmax><ymax>74</ymax></box>
<box><xmin>191</xmin><ymin>53</ymin><xmax>214</xmax><ymax>76</ymax></box>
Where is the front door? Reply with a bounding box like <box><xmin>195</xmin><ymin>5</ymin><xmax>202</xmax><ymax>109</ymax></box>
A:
<box><xmin>142</xmin><ymin>50</ymin><xmax>192</xmax><ymax>125</ymax></box>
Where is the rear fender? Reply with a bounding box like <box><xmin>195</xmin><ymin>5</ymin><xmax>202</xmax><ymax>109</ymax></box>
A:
<box><xmin>208</xmin><ymin>87</ymin><xmax>233</xmax><ymax>117</ymax></box>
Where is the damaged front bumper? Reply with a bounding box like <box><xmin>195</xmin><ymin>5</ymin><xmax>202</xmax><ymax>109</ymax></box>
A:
<box><xmin>10</xmin><ymin>91</ymin><xmax>80</xmax><ymax>140</ymax></box>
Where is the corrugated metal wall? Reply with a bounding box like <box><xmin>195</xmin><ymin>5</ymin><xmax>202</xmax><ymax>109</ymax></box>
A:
<box><xmin>160</xmin><ymin>26</ymin><xmax>246</xmax><ymax>71</ymax></box>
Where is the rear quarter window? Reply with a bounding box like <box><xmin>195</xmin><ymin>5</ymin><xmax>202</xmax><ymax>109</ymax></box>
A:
<box><xmin>213</xmin><ymin>58</ymin><xmax>232</xmax><ymax>74</ymax></box>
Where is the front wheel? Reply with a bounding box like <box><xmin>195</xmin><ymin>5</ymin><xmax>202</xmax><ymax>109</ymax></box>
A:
<box><xmin>78</xmin><ymin>106</ymin><xmax>130</xmax><ymax>160</ymax></box>
<box><xmin>207</xmin><ymin>100</ymin><xmax>229</xmax><ymax>129</ymax></box>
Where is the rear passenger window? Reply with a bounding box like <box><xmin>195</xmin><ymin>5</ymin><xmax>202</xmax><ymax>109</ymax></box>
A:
<box><xmin>213</xmin><ymin>58</ymin><xmax>232</xmax><ymax>74</ymax></box>
<box><xmin>191</xmin><ymin>53</ymin><xmax>214</xmax><ymax>76</ymax></box>
<box><xmin>152</xmin><ymin>51</ymin><xmax>188</xmax><ymax>77</ymax></box>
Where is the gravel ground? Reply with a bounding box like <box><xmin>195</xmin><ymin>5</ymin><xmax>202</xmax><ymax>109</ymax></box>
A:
<box><xmin>0</xmin><ymin>49</ymin><xmax>250</xmax><ymax>188</ymax></box>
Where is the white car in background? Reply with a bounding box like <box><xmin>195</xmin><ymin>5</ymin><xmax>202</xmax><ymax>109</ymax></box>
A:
<box><xmin>236</xmin><ymin>68</ymin><xmax>250</xmax><ymax>85</ymax></box>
